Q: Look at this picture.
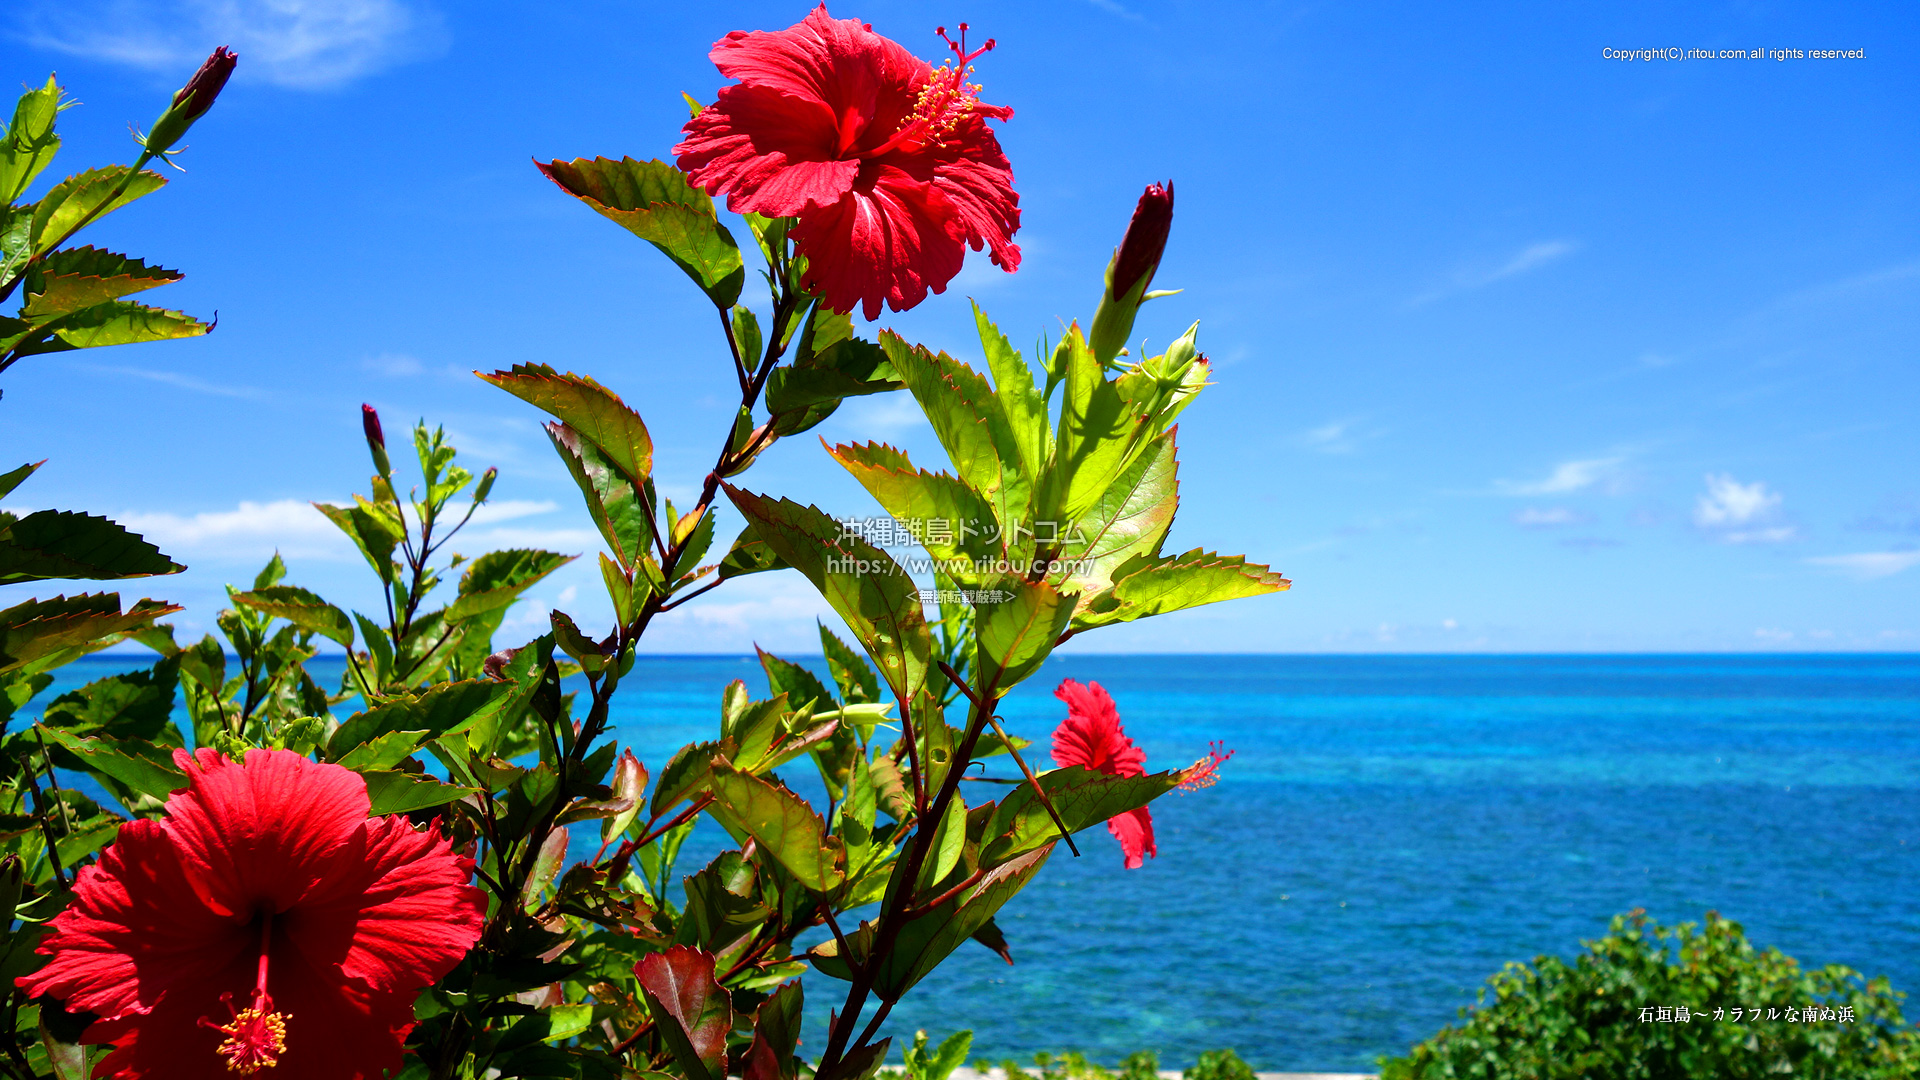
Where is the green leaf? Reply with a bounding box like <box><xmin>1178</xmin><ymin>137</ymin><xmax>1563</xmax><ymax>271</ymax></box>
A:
<box><xmin>827</xmin><ymin>442</ymin><xmax>1002</xmax><ymax>586</ymax></box>
<box><xmin>1052</xmin><ymin>430</ymin><xmax>1177</xmax><ymax>600</ymax></box>
<box><xmin>1</xmin><ymin>75</ymin><xmax>64</xmax><ymax>206</ymax></box>
<box><xmin>29</xmin><ymin>166</ymin><xmax>166</xmax><ymax>254</ymax></box>
<box><xmin>813</xmin><ymin>844</ymin><xmax>1052</xmax><ymax>998</ymax></box>
<box><xmin>651</xmin><ymin>739</ymin><xmax>726</xmax><ymax>819</ymax></box>
<box><xmin>37</xmin><ymin>726</ymin><xmax>185</xmax><ymax>802</ymax></box>
<box><xmin>1072</xmin><ymin>548</ymin><xmax>1290</xmax><ymax>631</ymax></box>
<box><xmin>447</xmin><ymin>547</ymin><xmax>575</xmax><ymax>622</ymax></box>
<box><xmin>0</xmin><ymin>211</ymin><xmax>29</xmax><ymax>296</ymax></box>
<box><xmin>637</xmin><ymin>947</ymin><xmax>733</xmax><ymax>1080</ymax></box>
<box><xmin>38</xmin><ymin>656</ymin><xmax>179</xmax><ymax>741</ymax></box>
<box><xmin>0</xmin><ymin>510</ymin><xmax>183</xmax><ymax>584</ymax></box>
<box><xmin>765</xmin><ymin>335</ymin><xmax>902</xmax><ymax>437</ymax></box>
<box><xmin>479</xmin><ymin>364</ymin><xmax>653</xmax><ymax>485</ymax></box>
<box><xmin>325</xmin><ymin>680</ymin><xmax>512</xmax><ymax>761</ymax></box>
<box><xmin>543</xmin><ymin>420</ymin><xmax>652</xmax><ymax>571</ymax></box>
<box><xmin>973</xmin><ymin>302</ymin><xmax>1048</xmax><ymax>479</ymax></box>
<box><xmin>717</xmin><ymin>523</ymin><xmax>788</xmax><ymax>580</ymax></box>
<box><xmin>983</xmin><ymin>765</ymin><xmax>1188</xmax><ymax>865</ymax></box>
<box><xmin>24</xmin><ymin>300</ymin><xmax>208</xmax><ymax>354</ymax></box>
<box><xmin>730</xmin><ymin>305</ymin><xmax>762</xmax><ymax>373</ymax></box>
<box><xmin>0</xmin><ymin>593</ymin><xmax>179</xmax><ymax>673</ymax></box>
<box><xmin>0</xmin><ymin>461</ymin><xmax>41</xmax><ymax>502</ymax></box>
<box><xmin>879</xmin><ymin>332</ymin><xmax>1031</xmax><ymax>537</ymax></box>
<box><xmin>723</xmin><ymin>487</ymin><xmax>932</xmax><ymax>707</ymax></box>
<box><xmin>819</xmin><ymin>622</ymin><xmax>879</xmax><ymax>706</ymax></box>
<box><xmin>229</xmin><ymin>585</ymin><xmax>354</xmax><ymax>648</ymax></box>
<box><xmin>668</xmin><ymin>503</ymin><xmax>716</xmax><ymax>581</ymax></box>
<box><xmin>21</xmin><ymin>247</ymin><xmax>180</xmax><ymax>319</ymax></box>
<box><xmin>361</xmin><ymin>770</ymin><xmax>479</xmax><ymax>816</ymax></box>
<box><xmin>705</xmin><ymin>763</ymin><xmax>844</xmax><ymax>892</ymax></box>
<box><xmin>538</xmin><ymin>157</ymin><xmax>744</xmax><ymax>308</ymax></box>
<box><xmin>1043</xmin><ymin>323</ymin><xmax>1147</xmax><ymax>525</ymax></box>
<box><xmin>757</xmin><ymin>647</ymin><xmax>834</xmax><ymax>712</ymax></box>
<box><xmin>972</xmin><ymin>577</ymin><xmax>1075</xmax><ymax>693</ymax></box>
<box><xmin>314</xmin><ymin>502</ymin><xmax>402</xmax><ymax>584</ymax></box>
<box><xmin>917</xmin><ymin>792</ymin><xmax>966</xmax><ymax>890</ymax></box>
<box><xmin>331</xmin><ymin>729</ymin><xmax>424</xmax><ymax>771</ymax></box>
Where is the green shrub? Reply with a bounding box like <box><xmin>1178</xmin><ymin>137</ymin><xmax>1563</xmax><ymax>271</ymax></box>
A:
<box><xmin>1379</xmin><ymin>909</ymin><xmax>1920</xmax><ymax>1079</ymax></box>
<box><xmin>1183</xmin><ymin>1048</ymin><xmax>1255</xmax><ymax>1080</ymax></box>
<box><xmin>1118</xmin><ymin>1049</ymin><xmax>1161</xmax><ymax>1080</ymax></box>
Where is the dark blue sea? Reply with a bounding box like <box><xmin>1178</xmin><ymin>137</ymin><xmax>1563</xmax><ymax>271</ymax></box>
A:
<box><xmin>35</xmin><ymin>654</ymin><xmax>1920</xmax><ymax>1073</ymax></box>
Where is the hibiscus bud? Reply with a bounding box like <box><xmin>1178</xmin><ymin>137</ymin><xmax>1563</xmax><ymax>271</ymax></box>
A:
<box><xmin>140</xmin><ymin>46</ymin><xmax>237</xmax><ymax>157</ymax></box>
<box><xmin>473</xmin><ymin>466</ymin><xmax>497</xmax><ymax>503</ymax></box>
<box><xmin>1088</xmin><ymin>181</ymin><xmax>1175</xmax><ymax>366</ymax></box>
<box><xmin>361</xmin><ymin>404</ymin><xmax>392</xmax><ymax>479</ymax></box>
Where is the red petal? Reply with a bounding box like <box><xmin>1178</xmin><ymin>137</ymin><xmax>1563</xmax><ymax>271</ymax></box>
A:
<box><xmin>280</xmin><ymin>814</ymin><xmax>486</xmax><ymax>996</ymax></box>
<box><xmin>1050</xmin><ymin>680</ymin><xmax>1147</xmax><ymax>778</ymax></box>
<box><xmin>790</xmin><ymin>163</ymin><xmax>966</xmax><ymax>320</ymax></box>
<box><xmin>164</xmin><ymin>749</ymin><xmax>370</xmax><ymax>914</ymax></box>
<box><xmin>265</xmin><ymin>946</ymin><xmax>423</xmax><ymax>1080</ymax></box>
<box><xmin>922</xmin><ymin>116</ymin><xmax>1020</xmax><ymax>271</ymax></box>
<box><xmin>1107</xmin><ymin>806</ymin><xmax>1157</xmax><ymax>870</ymax></box>
<box><xmin>676</xmin><ymin>83</ymin><xmax>854</xmax><ymax>215</ymax></box>
<box><xmin>16</xmin><ymin>820</ymin><xmax>252</xmax><ymax>1025</ymax></box>
<box><xmin>710</xmin><ymin>6</ymin><xmax>923</xmax><ymax>135</ymax></box>
<box><xmin>87</xmin><ymin>960</ymin><xmax>419</xmax><ymax>1080</ymax></box>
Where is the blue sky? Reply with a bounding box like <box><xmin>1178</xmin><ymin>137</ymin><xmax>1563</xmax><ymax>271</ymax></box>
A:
<box><xmin>3</xmin><ymin>1</ymin><xmax>1914</xmax><ymax>653</ymax></box>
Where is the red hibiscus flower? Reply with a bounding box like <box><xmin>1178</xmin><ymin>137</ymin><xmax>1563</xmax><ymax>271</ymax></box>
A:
<box><xmin>1052</xmin><ymin>679</ymin><xmax>1155</xmax><ymax>869</ymax></box>
<box><xmin>17</xmin><ymin>749</ymin><xmax>486</xmax><ymax>1080</ymax></box>
<box><xmin>1051</xmin><ymin>680</ymin><xmax>1233</xmax><ymax>869</ymax></box>
<box><xmin>674</xmin><ymin>5</ymin><xmax>1021</xmax><ymax>320</ymax></box>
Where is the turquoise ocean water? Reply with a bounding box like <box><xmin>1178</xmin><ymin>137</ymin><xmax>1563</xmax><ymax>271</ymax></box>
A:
<box><xmin>35</xmin><ymin>653</ymin><xmax>1920</xmax><ymax>1072</ymax></box>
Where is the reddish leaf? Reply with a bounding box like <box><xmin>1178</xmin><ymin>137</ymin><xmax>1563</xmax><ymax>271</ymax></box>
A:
<box><xmin>743</xmin><ymin>980</ymin><xmax>803</xmax><ymax>1080</ymax></box>
<box><xmin>635</xmin><ymin>945</ymin><xmax>733</xmax><ymax>1080</ymax></box>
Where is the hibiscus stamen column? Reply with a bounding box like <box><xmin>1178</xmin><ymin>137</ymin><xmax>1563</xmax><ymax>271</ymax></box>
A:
<box><xmin>202</xmin><ymin>909</ymin><xmax>289</xmax><ymax>1075</ymax></box>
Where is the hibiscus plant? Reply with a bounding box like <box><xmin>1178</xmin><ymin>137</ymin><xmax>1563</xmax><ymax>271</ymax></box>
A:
<box><xmin>0</xmin><ymin>9</ymin><xmax>1289</xmax><ymax>1080</ymax></box>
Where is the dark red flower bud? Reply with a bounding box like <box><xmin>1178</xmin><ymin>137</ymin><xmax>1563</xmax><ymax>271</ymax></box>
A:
<box><xmin>1110</xmin><ymin>181</ymin><xmax>1174</xmax><ymax>302</ymax></box>
<box><xmin>175</xmin><ymin>46</ymin><xmax>238</xmax><ymax>121</ymax></box>
<box><xmin>141</xmin><ymin>46</ymin><xmax>237</xmax><ymax>157</ymax></box>
<box><xmin>361</xmin><ymin>404</ymin><xmax>392</xmax><ymax>478</ymax></box>
<box><xmin>1089</xmin><ymin>181</ymin><xmax>1176</xmax><ymax>365</ymax></box>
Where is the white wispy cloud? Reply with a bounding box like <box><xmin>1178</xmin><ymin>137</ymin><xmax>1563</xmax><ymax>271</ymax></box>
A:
<box><xmin>74</xmin><ymin>363</ymin><xmax>265</xmax><ymax>399</ymax></box>
<box><xmin>1082</xmin><ymin>0</ymin><xmax>1146</xmax><ymax>21</ymax></box>
<box><xmin>362</xmin><ymin>353</ymin><xmax>425</xmax><ymax>377</ymax></box>
<box><xmin>15</xmin><ymin>0</ymin><xmax>444</xmax><ymax>89</ymax></box>
<box><xmin>1297</xmin><ymin>418</ymin><xmax>1379</xmax><ymax>455</ymax></box>
<box><xmin>1412</xmin><ymin>240</ymin><xmax>1577</xmax><ymax>305</ymax></box>
<box><xmin>1513</xmin><ymin>506</ymin><xmax>1587</xmax><ymax>528</ymax></box>
<box><xmin>1805</xmin><ymin>550</ymin><xmax>1920</xmax><ymax>580</ymax></box>
<box><xmin>1494</xmin><ymin>456</ymin><xmax>1623</xmax><ymax>496</ymax></box>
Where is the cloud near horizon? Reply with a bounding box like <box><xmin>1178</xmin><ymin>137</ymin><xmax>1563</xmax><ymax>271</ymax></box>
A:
<box><xmin>13</xmin><ymin>0</ymin><xmax>444</xmax><ymax>89</ymax></box>
<box><xmin>115</xmin><ymin>496</ymin><xmax>565</xmax><ymax>562</ymax></box>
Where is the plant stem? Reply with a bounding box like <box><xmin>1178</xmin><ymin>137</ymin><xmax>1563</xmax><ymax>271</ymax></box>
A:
<box><xmin>19</xmin><ymin>746</ymin><xmax>69</xmax><ymax>891</ymax></box>
<box><xmin>816</xmin><ymin>678</ymin><xmax>1001</xmax><ymax>1076</ymax></box>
